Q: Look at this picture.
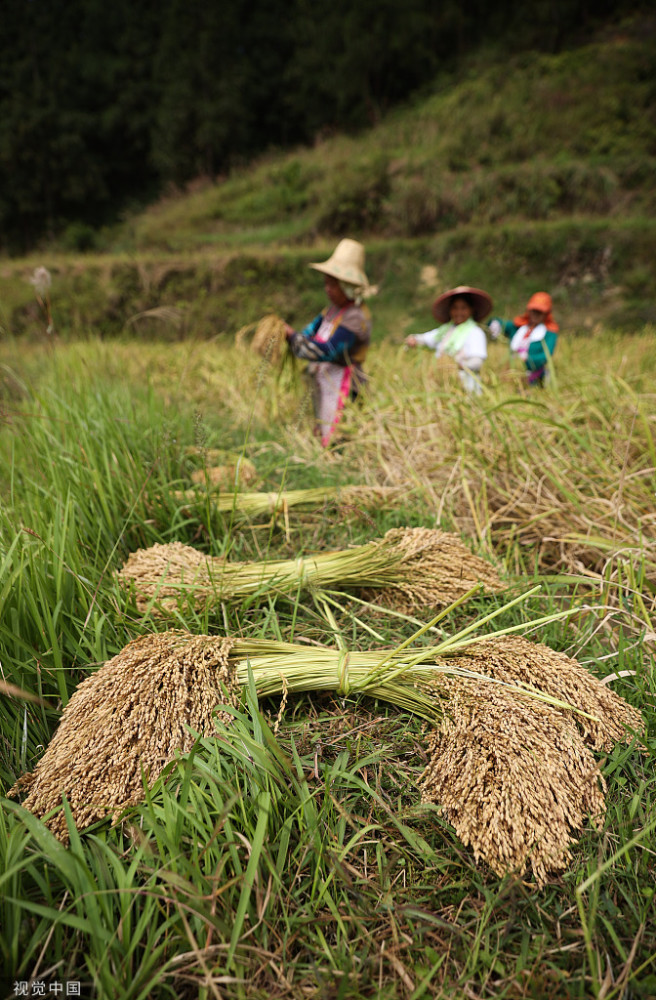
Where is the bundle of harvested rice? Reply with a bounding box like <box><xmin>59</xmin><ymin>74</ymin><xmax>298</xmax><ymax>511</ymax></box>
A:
<box><xmin>252</xmin><ymin>314</ymin><xmax>288</xmax><ymax>363</ymax></box>
<box><xmin>189</xmin><ymin>462</ymin><xmax>258</xmax><ymax>490</ymax></box>
<box><xmin>117</xmin><ymin>526</ymin><xmax>503</xmax><ymax>614</ymax></box>
<box><xmin>9</xmin><ymin>632</ymin><xmax>238</xmax><ymax>842</ymax></box>
<box><xmin>183</xmin><ymin>447</ymin><xmax>258</xmax><ymax>490</ymax></box>
<box><xmin>10</xmin><ymin>628</ymin><xmax>452</xmax><ymax>841</ymax></box>
<box><xmin>172</xmin><ymin>483</ymin><xmax>405</xmax><ymax>516</ymax></box>
<box><xmin>10</xmin><ymin>625</ymin><xmax>641</xmax><ymax>877</ymax></box>
<box><xmin>235</xmin><ymin>314</ymin><xmax>288</xmax><ymax>365</ymax></box>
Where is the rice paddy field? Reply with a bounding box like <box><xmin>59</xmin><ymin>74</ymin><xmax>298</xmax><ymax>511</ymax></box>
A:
<box><xmin>0</xmin><ymin>322</ymin><xmax>654</xmax><ymax>1000</ymax></box>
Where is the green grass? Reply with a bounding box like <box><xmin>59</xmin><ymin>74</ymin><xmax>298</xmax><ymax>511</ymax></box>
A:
<box><xmin>0</xmin><ymin>332</ymin><xmax>655</xmax><ymax>998</ymax></box>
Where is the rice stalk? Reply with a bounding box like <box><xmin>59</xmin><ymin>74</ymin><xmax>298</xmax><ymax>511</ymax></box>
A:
<box><xmin>125</xmin><ymin>306</ymin><xmax>185</xmax><ymax>331</ymax></box>
<box><xmin>2</xmin><ymin>629</ymin><xmax>510</xmax><ymax>838</ymax></box>
<box><xmin>116</xmin><ymin>526</ymin><xmax>504</xmax><ymax>614</ymax></box>
<box><xmin>171</xmin><ymin>483</ymin><xmax>406</xmax><ymax>515</ymax></box>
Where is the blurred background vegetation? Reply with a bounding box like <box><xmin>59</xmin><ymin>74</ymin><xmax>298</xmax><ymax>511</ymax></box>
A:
<box><xmin>1</xmin><ymin>1</ymin><xmax>655</xmax><ymax>334</ymax></box>
<box><xmin>1</xmin><ymin>0</ymin><xmax>653</xmax><ymax>248</ymax></box>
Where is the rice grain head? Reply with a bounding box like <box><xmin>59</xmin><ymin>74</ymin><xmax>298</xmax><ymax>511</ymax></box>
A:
<box><xmin>364</xmin><ymin>527</ymin><xmax>503</xmax><ymax>612</ymax></box>
<box><xmin>8</xmin><ymin>632</ymin><xmax>238</xmax><ymax>842</ymax></box>
<box><xmin>419</xmin><ymin>680</ymin><xmax>607</xmax><ymax>885</ymax></box>
<box><xmin>190</xmin><ymin>460</ymin><xmax>257</xmax><ymax>490</ymax></box>
<box><xmin>118</xmin><ymin>542</ymin><xmax>214</xmax><ymax>612</ymax></box>
<box><xmin>250</xmin><ymin>314</ymin><xmax>289</xmax><ymax>365</ymax></box>
<box><xmin>184</xmin><ymin>447</ymin><xmax>258</xmax><ymax>488</ymax></box>
<box><xmin>445</xmin><ymin>635</ymin><xmax>643</xmax><ymax>750</ymax></box>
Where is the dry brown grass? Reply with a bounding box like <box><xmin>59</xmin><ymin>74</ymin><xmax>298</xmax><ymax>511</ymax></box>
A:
<box><xmin>342</xmin><ymin>343</ymin><xmax>656</xmax><ymax>594</ymax></box>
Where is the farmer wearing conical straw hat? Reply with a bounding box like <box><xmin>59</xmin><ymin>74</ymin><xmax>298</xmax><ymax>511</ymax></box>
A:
<box><xmin>405</xmin><ymin>284</ymin><xmax>492</xmax><ymax>395</ymax></box>
<box><xmin>489</xmin><ymin>291</ymin><xmax>559</xmax><ymax>387</ymax></box>
<box><xmin>284</xmin><ymin>238</ymin><xmax>372</xmax><ymax>447</ymax></box>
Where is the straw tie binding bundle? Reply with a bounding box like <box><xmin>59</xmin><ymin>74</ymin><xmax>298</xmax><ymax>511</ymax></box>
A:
<box><xmin>117</xmin><ymin>527</ymin><xmax>503</xmax><ymax>616</ymax></box>
<box><xmin>9</xmin><ymin>632</ymin><xmax>238</xmax><ymax>842</ymax></box>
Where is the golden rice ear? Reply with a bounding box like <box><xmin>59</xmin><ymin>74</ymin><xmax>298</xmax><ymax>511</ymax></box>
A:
<box><xmin>445</xmin><ymin>634</ymin><xmax>643</xmax><ymax>750</ymax></box>
<box><xmin>189</xmin><ymin>461</ymin><xmax>257</xmax><ymax>490</ymax></box>
<box><xmin>117</xmin><ymin>542</ymin><xmax>213</xmax><ymax>612</ymax></box>
<box><xmin>250</xmin><ymin>314</ymin><xmax>289</xmax><ymax>364</ymax></box>
<box><xmin>363</xmin><ymin>527</ymin><xmax>503</xmax><ymax>613</ymax></box>
<box><xmin>419</xmin><ymin>682</ymin><xmax>607</xmax><ymax>885</ymax></box>
<box><xmin>7</xmin><ymin>632</ymin><xmax>238</xmax><ymax>842</ymax></box>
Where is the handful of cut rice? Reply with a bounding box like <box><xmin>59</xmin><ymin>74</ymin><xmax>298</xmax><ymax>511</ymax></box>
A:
<box><xmin>182</xmin><ymin>447</ymin><xmax>258</xmax><ymax>490</ymax></box>
<box><xmin>117</xmin><ymin>526</ymin><xmax>503</xmax><ymax>614</ymax></box>
<box><xmin>235</xmin><ymin>314</ymin><xmax>289</xmax><ymax>365</ymax></box>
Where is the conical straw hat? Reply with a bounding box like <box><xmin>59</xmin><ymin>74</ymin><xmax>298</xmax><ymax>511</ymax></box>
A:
<box><xmin>432</xmin><ymin>285</ymin><xmax>493</xmax><ymax>323</ymax></box>
<box><xmin>309</xmin><ymin>239</ymin><xmax>369</xmax><ymax>290</ymax></box>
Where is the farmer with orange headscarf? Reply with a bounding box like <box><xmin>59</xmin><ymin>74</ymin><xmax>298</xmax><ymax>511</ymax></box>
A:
<box><xmin>489</xmin><ymin>292</ymin><xmax>559</xmax><ymax>387</ymax></box>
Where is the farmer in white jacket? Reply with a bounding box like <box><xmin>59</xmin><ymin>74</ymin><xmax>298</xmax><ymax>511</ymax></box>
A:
<box><xmin>405</xmin><ymin>284</ymin><xmax>492</xmax><ymax>395</ymax></box>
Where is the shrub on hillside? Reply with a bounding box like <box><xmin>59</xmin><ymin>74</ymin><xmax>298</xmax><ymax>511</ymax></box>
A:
<box><xmin>387</xmin><ymin>175</ymin><xmax>463</xmax><ymax>236</ymax></box>
<box><xmin>316</xmin><ymin>157</ymin><xmax>390</xmax><ymax>234</ymax></box>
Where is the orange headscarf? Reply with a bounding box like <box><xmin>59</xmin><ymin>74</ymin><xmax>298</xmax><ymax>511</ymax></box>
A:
<box><xmin>514</xmin><ymin>291</ymin><xmax>559</xmax><ymax>332</ymax></box>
